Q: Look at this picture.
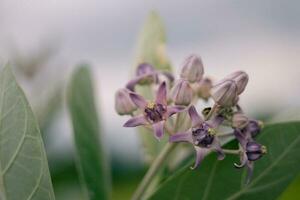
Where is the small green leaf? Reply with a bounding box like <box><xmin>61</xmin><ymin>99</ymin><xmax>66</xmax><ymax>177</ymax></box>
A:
<box><xmin>149</xmin><ymin>122</ymin><xmax>300</xmax><ymax>200</ymax></box>
<box><xmin>67</xmin><ymin>65</ymin><xmax>111</xmax><ymax>200</ymax></box>
<box><xmin>135</xmin><ymin>11</ymin><xmax>172</xmax><ymax>72</ymax></box>
<box><xmin>0</xmin><ymin>65</ymin><xmax>55</xmax><ymax>200</ymax></box>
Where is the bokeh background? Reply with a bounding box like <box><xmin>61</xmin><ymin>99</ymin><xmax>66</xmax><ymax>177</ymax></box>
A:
<box><xmin>1</xmin><ymin>0</ymin><xmax>300</xmax><ymax>199</ymax></box>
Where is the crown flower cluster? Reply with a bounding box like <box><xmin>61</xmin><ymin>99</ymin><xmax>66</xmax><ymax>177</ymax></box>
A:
<box><xmin>115</xmin><ymin>54</ymin><xmax>266</xmax><ymax>183</ymax></box>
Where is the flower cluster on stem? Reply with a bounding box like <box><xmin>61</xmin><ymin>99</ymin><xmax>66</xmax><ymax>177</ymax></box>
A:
<box><xmin>115</xmin><ymin>54</ymin><xmax>266</xmax><ymax>185</ymax></box>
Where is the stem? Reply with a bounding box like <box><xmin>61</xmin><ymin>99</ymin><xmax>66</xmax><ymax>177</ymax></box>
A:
<box><xmin>223</xmin><ymin>149</ymin><xmax>240</xmax><ymax>155</ymax></box>
<box><xmin>132</xmin><ymin>143</ymin><xmax>176</xmax><ymax>200</ymax></box>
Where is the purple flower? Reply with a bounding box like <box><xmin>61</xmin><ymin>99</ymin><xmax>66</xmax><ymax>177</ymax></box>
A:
<box><xmin>123</xmin><ymin>82</ymin><xmax>185</xmax><ymax>140</ymax></box>
<box><xmin>126</xmin><ymin>63</ymin><xmax>174</xmax><ymax>91</ymax></box>
<box><xmin>243</xmin><ymin>120</ymin><xmax>263</xmax><ymax>137</ymax></box>
<box><xmin>169</xmin><ymin>106</ymin><xmax>225</xmax><ymax>169</ymax></box>
<box><xmin>234</xmin><ymin>129</ymin><xmax>267</xmax><ymax>183</ymax></box>
<box><xmin>126</xmin><ymin>63</ymin><xmax>158</xmax><ymax>91</ymax></box>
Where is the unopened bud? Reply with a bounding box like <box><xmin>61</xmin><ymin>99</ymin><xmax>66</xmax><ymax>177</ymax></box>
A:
<box><xmin>246</xmin><ymin>141</ymin><xmax>266</xmax><ymax>161</ymax></box>
<box><xmin>170</xmin><ymin>79</ymin><xmax>193</xmax><ymax>106</ymax></box>
<box><xmin>196</xmin><ymin>77</ymin><xmax>212</xmax><ymax>101</ymax></box>
<box><xmin>211</xmin><ymin>80</ymin><xmax>238</xmax><ymax>107</ymax></box>
<box><xmin>115</xmin><ymin>88</ymin><xmax>137</xmax><ymax>115</ymax></box>
<box><xmin>232</xmin><ymin>113</ymin><xmax>249</xmax><ymax>129</ymax></box>
<box><xmin>224</xmin><ymin>71</ymin><xmax>249</xmax><ymax>95</ymax></box>
<box><xmin>180</xmin><ymin>55</ymin><xmax>204</xmax><ymax>83</ymax></box>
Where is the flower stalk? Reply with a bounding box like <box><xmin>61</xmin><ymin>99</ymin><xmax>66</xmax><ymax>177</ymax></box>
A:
<box><xmin>115</xmin><ymin>54</ymin><xmax>267</xmax><ymax>195</ymax></box>
<box><xmin>131</xmin><ymin>142</ymin><xmax>177</xmax><ymax>200</ymax></box>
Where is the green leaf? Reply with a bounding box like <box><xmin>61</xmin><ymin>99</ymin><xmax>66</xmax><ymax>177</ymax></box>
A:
<box><xmin>67</xmin><ymin>65</ymin><xmax>110</xmax><ymax>200</ymax></box>
<box><xmin>135</xmin><ymin>11</ymin><xmax>172</xmax><ymax>72</ymax></box>
<box><xmin>0</xmin><ymin>65</ymin><xmax>55</xmax><ymax>200</ymax></box>
<box><xmin>149</xmin><ymin>122</ymin><xmax>300</xmax><ymax>200</ymax></box>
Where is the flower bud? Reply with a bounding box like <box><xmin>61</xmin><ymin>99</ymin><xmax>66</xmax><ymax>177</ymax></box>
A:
<box><xmin>224</xmin><ymin>71</ymin><xmax>249</xmax><ymax>95</ymax></box>
<box><xmin>211</xmin><ymin>80</ymin><xmax>238</xmax><ymax>107</ymax></box>
<box><xmin>170</xmin><ymin>79</ymin><xmax>193</xmax><ymax>106</ymax></box>
<box><xmin>232</xmin><ymin>113</ymin><xmax>249</xmax><ymax>129</ymax></box>
<box><xmin>115</xmin><ymin>88</ymin><xmax>137</xmax><ymax>115</ymax></box>
<box><xmin>246</xmin><ymin>141</ymin><xmax>267</xmax><ymax>161</ymax></box>
<box><xmin>180</xmin><ymin>54</ymin><xmax>204</xmax><ymax>83</ymax></box>
<box><xmin>196</xmin><ymin>77</ymin><xmax>212</xmax><ymax>101</ymax></box>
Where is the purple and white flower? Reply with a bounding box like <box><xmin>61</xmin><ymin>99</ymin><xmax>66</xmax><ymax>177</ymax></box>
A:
<box><xmin>126</xmin><ymin>63</ymin><xmax>174</xmax><ymax>91</ymax></box>
<box><xmin>234</xmin><ymin>129</ymin><xmax>267</xmax><ymax>183</ymax></box>
<box><xmin>123</xmin><ymin>82</ymin><xmax>185</xmax><ymax>140</ymax></box>
<box><xmin>169</xmin><ymin>106</ymin><xmax>225</xmax><ymax>169</ymax></box>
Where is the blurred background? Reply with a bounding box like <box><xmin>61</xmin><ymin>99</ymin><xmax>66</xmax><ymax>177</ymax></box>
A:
<box><xmin>0</xmin><ymin>0</ymin><xmax>300</xmax><ymax>199</ymax></box>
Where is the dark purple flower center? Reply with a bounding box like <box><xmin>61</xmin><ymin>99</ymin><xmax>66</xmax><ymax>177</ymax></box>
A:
<box><xmin>246</xmin><ymin>141</ymin><xmax>266</xmax><ymax>161</ymax></box>
<box><xmin>144</xmin><ymin>102</ymin><xmax>166</xmax><ymax>123</ymax></box>
<box><xmin>192</xmin><ymin>123</ymin><xmax>215</xmax><ymax>147</ymax></box>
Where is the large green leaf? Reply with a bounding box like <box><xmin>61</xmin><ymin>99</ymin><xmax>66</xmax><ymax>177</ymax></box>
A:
<box><xmin>0</xmin><ymin>66</ymin><xmax>55</xmax><ymax>200</ymax></box>
<box><xmin>67</xmin><ymin>65</ymin><xmax>110</xmax><ymax>200</ymax></box>
<box><xmin>149</xmin><ymin>122</ymin><xmax>300</xmax><ymax>200</ymax></box>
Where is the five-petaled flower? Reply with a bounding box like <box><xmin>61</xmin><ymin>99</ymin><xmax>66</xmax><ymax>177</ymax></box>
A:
<box><xmin>123</xmin><ymin>82</ymin><xmax>185</xmax><ymax>140</ymax></box>
<box><xmin>169</xmin><ymin>106</ymin><xmax>225</xmax><ymax>169</ymax></box>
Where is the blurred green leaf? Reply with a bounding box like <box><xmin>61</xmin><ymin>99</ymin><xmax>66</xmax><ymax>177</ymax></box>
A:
<box><xmin>67</xmin><ymin>65</ymin><xmax>111</xmax><ymax>200</ymax></box>
<box><xmin>135</xmin><ymin>11</ymin><xmax>172</xmax><ymax>71</ymax></box>
<box><xmin>149</xmin><ymin>122</ymin><xmax>300</xmax><ymax>200</ymax></box>
<box><xmin>0</xmin><ymin>65</ymin><xmax>55</xmax><ymax>200</ymax></box>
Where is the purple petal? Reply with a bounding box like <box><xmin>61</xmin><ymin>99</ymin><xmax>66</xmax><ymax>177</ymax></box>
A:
<box><xmin>191</xmin><ymin>147</ymin><xmax>209</xmax><ymax>169</ymax></box>
<box><xmin>126</xmin><ymin>77</ymin><xmax>143</xmax><ymax>91</ymax></box>
<box><xmin>188</xmin><ymin>106</ymin><xmax>203</xmax><ymax>127</ymax></box>
<box><xmin>152</xmin><ymin>121</ymin><xmax>165</xmax><ymax>140</ymax></box>
<box><xmin>129</xmin><ymin>93</ymin><xmax>147</xmax><ymax>109</ymax></box>
<box><xmin>155</xmin><ymin>81</ymin><xmax>167</xmax><ymax>105</ymax></box>
<box><xmin>169</xmin><ymin>132</ymin><xmax>193</xmax><ymax>143</ymax></box>
<box><xmin>167</xmin><ymin>105</ymin><xmax>186</xmax><ymax>117</ymax></box>
<box><xmin>123</xmin><ymin>115</ymin><xmax>148</xmax><ymax>127</ymax></box>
